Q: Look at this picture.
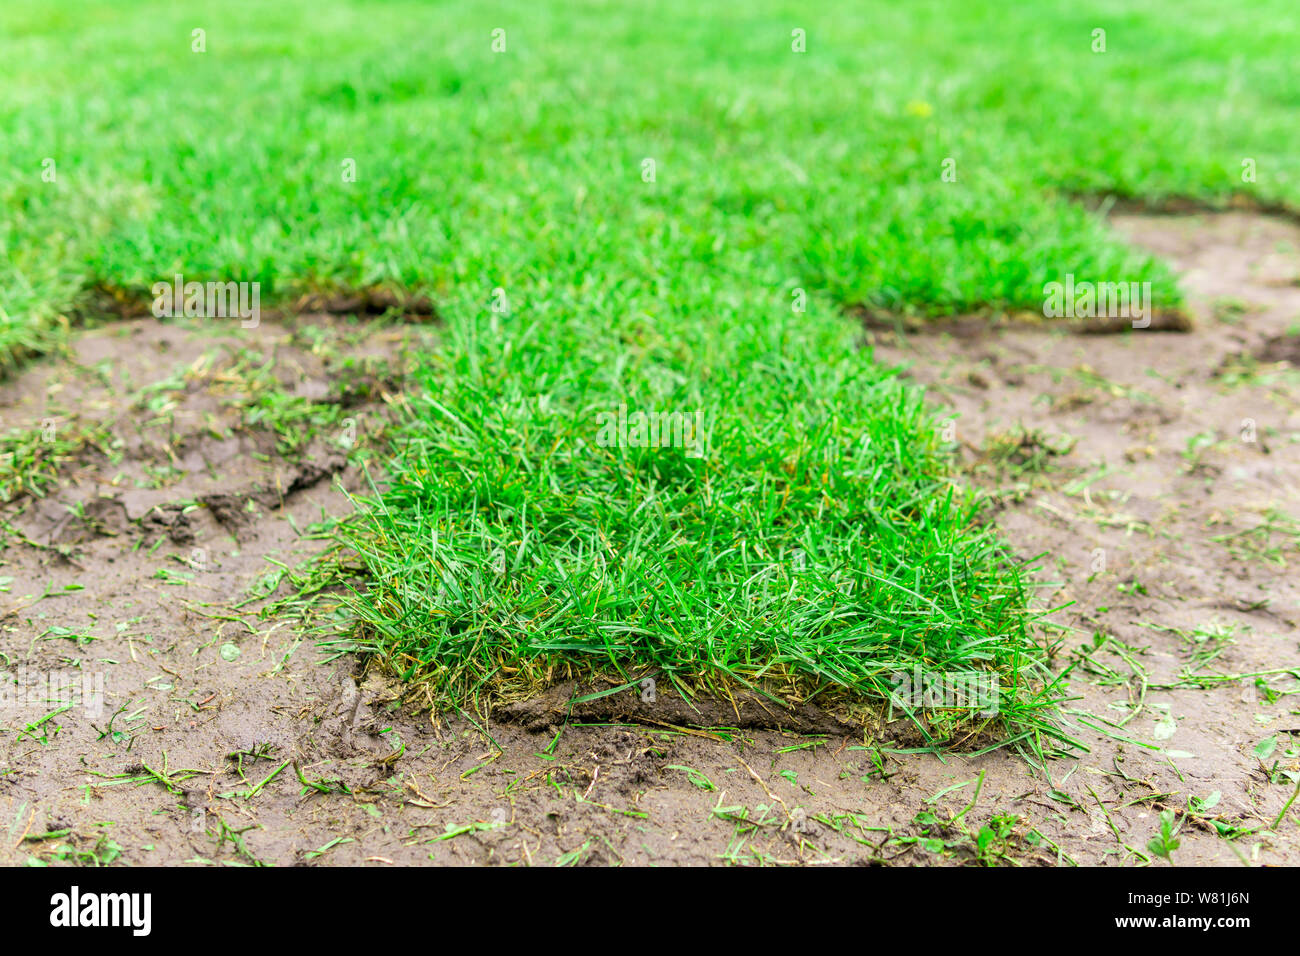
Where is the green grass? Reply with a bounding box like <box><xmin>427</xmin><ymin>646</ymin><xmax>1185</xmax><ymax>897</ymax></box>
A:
<box><xmin>0</xmin><ymin>421</ymin><xmax>108</xmax><ymax>504</ymax></box>
<box><xmin>5</xmin><ymin>0</ymin><xmax>1298</xmax><ymax>746</ymax></box>
<box><xmin>336</xmin><ymin>332</ymin><xmax>1058</xmax><ymax>735</ymax></box>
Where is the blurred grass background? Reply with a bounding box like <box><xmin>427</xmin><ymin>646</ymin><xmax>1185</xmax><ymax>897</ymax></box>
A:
<box><xmin>4</xmin><ymin>0</ymin><xmax>1296</xmax><ymax>363</ymax></box>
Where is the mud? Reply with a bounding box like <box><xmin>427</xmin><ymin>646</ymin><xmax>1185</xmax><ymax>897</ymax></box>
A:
<box><xmin>495</xmin><ymin>678</ymin><xmax>864</xmax><ymax>736</ymax></box>
<box><xmin>1</xmin><ymin>213</ymin><xmax>1298</xmax><ymax>866</ymax></box>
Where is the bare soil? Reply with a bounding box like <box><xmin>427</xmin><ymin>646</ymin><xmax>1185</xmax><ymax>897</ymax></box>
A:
<box><xmin>1</xmin><ymin>213</ymin><xmax>1298</xmax><ymax>867</ymax></box>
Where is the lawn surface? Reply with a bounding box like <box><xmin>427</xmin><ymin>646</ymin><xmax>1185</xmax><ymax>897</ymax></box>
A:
<box><xmin>4</xmin><ymin>0</ymin><xmax>1297</xmax><ymax>745</ymax></box>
